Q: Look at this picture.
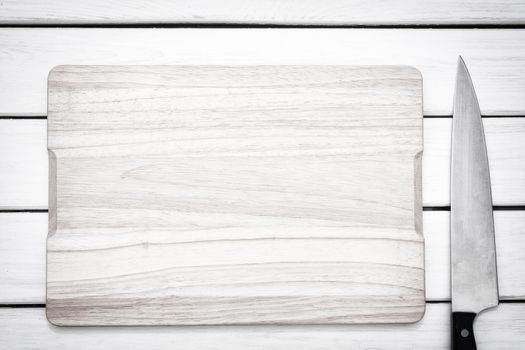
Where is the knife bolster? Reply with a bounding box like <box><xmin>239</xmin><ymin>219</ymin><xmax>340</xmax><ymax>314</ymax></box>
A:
<box><xmin>452</xmin><ymin>312</ymin><xmax>477</xmax><ymax>350</ymax></box>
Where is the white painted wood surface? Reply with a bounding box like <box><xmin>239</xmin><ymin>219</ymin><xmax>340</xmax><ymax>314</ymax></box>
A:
<box><xmin>423</xmin><ymin>118</ymin><xmax>525</xmax><ymax>206</ymax></box>
<box><xmin>0</xmin><ymin>213</ymin><xmax>47</xmax><ymax>303</ymax></box>
<box><xmin>1</xmin><ymin>29</ymin><xmax>525</xmax><ymax>116</ymax></box>
<box><xmin>3</xmin><ymin>211</ymin><xmax>525</xmax><ymax>304</ymax></box>
<box><xmin>0</xmin><ymin>10</ymin><xmax>523</xmax><ymax>346</ymax></box>
<box><xmin>1</xmin><ymin>303</ymin><xmax>525</xmax><ymax>349</ymax></box>
<box><xmin>1</xmin><ymin>0</ymin><xmax>525</xmax><ymax>25</ymax></box>
<box><xmin>3</xmin><ymin>118</ymin><xmax>525</xmax><ymax>209</ymax></box>
<box><xmin>0</xmin><ymin>120</ymin><xmax>48</xmax><ymax>209</ymax></box>
<box><xmin>46</xmin><ymin>65</ymin><xmax>424</xmax><ymax>325</ymax></box>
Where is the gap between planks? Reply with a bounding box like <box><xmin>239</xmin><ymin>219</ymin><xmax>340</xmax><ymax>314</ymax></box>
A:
<box><xmin>3</xmin><ymin>24</ymin><xmax>525</xmax><ymax>29</ymax></box>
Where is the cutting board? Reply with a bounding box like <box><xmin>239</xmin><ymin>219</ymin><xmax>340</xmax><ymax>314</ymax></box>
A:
<box><xmin>47</xmin><ymin>65</ymin><xmax>424</xmax><ymax>326</ymax></box>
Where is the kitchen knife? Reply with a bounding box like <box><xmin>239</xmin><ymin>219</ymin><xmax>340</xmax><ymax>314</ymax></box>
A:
<box><xmin>451</xmin><ymin>57</ymin><xmax>499</xmax><ymax>350</ymax></box>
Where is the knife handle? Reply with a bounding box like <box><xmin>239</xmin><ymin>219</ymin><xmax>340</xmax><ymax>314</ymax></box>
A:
<box><xmin>452</xmin><ymin>312</ymin><xmax>477</xmax><ymax>350</ymax></box>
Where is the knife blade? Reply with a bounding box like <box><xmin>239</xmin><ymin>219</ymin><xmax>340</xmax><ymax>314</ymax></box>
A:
<box><xmin>450</xmin><ymin>57</ymin><xmax>499</xmax><ymax>350</ymax></box>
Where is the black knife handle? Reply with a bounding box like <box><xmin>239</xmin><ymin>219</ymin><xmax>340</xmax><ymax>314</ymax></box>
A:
<box><xmin>452</xmin><ymin>312</ymin><xmax>477</xmax><ymax>350</ymax></box>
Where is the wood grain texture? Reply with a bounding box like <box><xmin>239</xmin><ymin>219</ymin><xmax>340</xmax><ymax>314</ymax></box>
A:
<box><xmin>3</xmin><ymin>118</ymin><xmax>525</xmax><ymax>209</ymax></box>
<box><xmin>1</xmin><ymin>0</ymin><xmax>524</xmax><ymax>25</ymax></box>
<box><xmin>2</xmin><ymin>304</ymin><xmax>525</xmax><ymax>349</ymax></box>
<box><xmin>3</xmin><ymin>211</ymin><xmax>525</xmax><ymax>304</ymax></box>
<box><xmin>1</xmin><ymin>29</ymin><xmax>525</xmax><ymax>116</ymax></box>
<box><xmin>46</xmin><ymin>65</ymin><xmax>424</xmax><ymax>325</ymax></box>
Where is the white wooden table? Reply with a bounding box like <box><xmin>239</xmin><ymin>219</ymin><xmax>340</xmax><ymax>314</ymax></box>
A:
<box><xmin>1</xmin><ymin>1</ymin><xmax>525</xmax><ymax>348</ymax></box>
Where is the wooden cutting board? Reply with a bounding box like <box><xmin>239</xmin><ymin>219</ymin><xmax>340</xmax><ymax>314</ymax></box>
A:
<box><xmin>47</xmin><ymin>65</ymin><xmax>424</xmax><ymax>326</ymax></box>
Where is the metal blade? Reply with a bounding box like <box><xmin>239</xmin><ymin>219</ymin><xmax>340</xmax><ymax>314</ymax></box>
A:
<box><xmin>451</xmin><ymin>57</ymin><xmax>498</xmax><ymax>313</ymax></box>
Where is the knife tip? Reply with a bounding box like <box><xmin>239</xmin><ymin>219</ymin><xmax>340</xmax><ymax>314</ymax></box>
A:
<box><xmin>456</xmin><ymin>56</ymin><xmax>471</xmax><ymax>84</ymax></box>
<box><xmin>457</xmin><ymin>55</ymin><xmax>466</xmax><ymax>67</ymax></box>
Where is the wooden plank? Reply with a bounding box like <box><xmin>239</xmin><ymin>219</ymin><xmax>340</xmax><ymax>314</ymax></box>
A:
<box><xmin>2</xmin><ymin>118</ymin><xmax>525</xmax><ymax>209</ymax></box>
<box><xmin>423</xmin><ymin>118</ymin><xmax>525</xmax><ymax>206</ymax></box>
<box><xmin>2</xmin><ymin>211</ymin><xmax>524</xmax><ymax>304</ymax></box>
<box><xmin>46</xmin><ymin>65</ymin><xmax>424</xmax><ymax>325</ymax></box>
<box><xmin>0</xmin><ymin>213</ymin><xmax>47</xmax><ymax>303</ymax></box>
<box><xmin>1</xmin><ymin>29</ymin><xmax>525</xmax><ymax>116</ymax></box>
<box><xmin>1</xmin><ymin>303</ymin><xmax>524</xmax><ymax>349</ymax></box>
<box><xmin>0</xmin><ymin>119</ymin><xmax>48</xmax><ymax>209</ymax></box>
<box><xmin>424</xmin><ymin>211</ymin><xmax>525</xmax><ymax>300</ymax></box>
<box><xmin>1</xmin><ymin>0</ymin><xmax>525</xmax><ymax>25</ymax></box>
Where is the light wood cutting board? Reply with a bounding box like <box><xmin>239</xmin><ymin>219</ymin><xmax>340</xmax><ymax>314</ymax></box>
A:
<box><xmin>47</xmin><ymin>65</ymin><xmax>424</xmax><ymax>326</ymax></box>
